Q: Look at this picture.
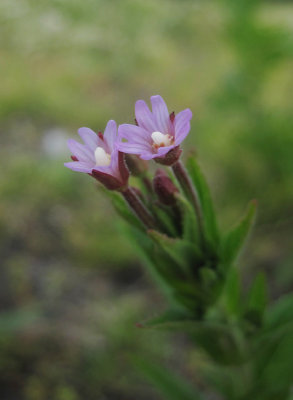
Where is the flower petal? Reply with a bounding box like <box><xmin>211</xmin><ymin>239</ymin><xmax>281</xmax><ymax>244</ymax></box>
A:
<box><xmin>140</xmin><ymin>151</ymin><xmax>157</xmax><ymax>160</ymax></box>
<box><xmin>174</xmin><ymin>109</ymin><xmax>192</xmax><ymax>136</ymax></box>
<box><xmin>78</xmin><ymin>127</ymin><xmax>100</xmax><ymax>150</ymax></box>
<box><xmin>117</xmin><ymin>141</ymin><xmax>151</xmax><ymax>155</ymax></box>
<box><xmin>157</xmin><ymin>145</ymin><xmax>176</xmax><ymax>157</ymax></box>
<box><xmin>118</xmin><ymin>124</ymin><xmax>152</xmax><ymax>146</ymax></box>
<box><xmin>67</xmin><ymin>139</ymin><xmax>95</xmax><ymax>163</ymax></box>
<box><xmin>135</xmin><ymin>100</ymin><xmax>156</xmax><ymax>132</ymax></box>
<box><xmin>150</xmin><ymin>95</ymin><xmax>170</xmax><ymax>133</ymax></box>
<box><xmin>103</xmin><ymin>120</ymin><xmax>117</xmax><ymax>150</ymax></box>
<box><xmin>64</xmin><ymin>161</ymin><xmax>93</xmax><ymax>173</ymax></box>
<box><xmin>175</xmin><ymin>122</ymin><xmax>191</xmax><ymax>145</ymax></box>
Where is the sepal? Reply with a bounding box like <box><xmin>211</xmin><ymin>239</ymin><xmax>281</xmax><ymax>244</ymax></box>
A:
<box><xmin>244</xmin><ymin>272</ymin><xmax>268</xmax><ymax>327</ymax></box>
<box><xmin>91</xmin><ymin>169</ymin><xmax>127</xmax><ymax>190</ymax></box>
<box><xmin>91</xmin><ymin>151</ymin><xmax>129</xmax><ymax>190</ymax></box>
<box><xmin>155</xmin><ymin>146</ymin><xmax>182</xmax><ymax>166</ymax></box>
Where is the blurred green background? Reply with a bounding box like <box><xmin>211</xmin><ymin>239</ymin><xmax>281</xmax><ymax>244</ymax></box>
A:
<box><xmin>0</xmin><ymin>0</ymin><xmax>293</xmax><ymax>399</ymax></box>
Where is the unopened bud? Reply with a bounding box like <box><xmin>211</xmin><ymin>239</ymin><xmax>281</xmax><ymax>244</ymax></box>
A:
<box><xmin>125</xmin><ymin>154</ymin><xmax>148</xmax><ymax>177</ymax></box>
<box><xmin>153</xmin><ymin>169</ymin><xmax>179</xmax><ymax>205</ymax></box>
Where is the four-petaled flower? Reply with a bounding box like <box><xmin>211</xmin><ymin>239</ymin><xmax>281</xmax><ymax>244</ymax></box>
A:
<box><xmin>117</xmin><ymin>95</ymin><xmax>192</xmax><ymax>164</ymax></box>
<box><xmin>64</xmin><ymin>120</ymin><xmax>129</xmax><ymax>190</ymax></box>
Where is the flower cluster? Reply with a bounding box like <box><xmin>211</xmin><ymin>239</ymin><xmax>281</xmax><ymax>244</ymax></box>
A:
<box><xmin>65</xmin><ymin>95</ymin><xmax>192</xmax><ymax>190</ymax></box>
<box><xmin>64</xmin><ymin>92</ymin><xmax>258</xmax><ymax>339</ymax></box>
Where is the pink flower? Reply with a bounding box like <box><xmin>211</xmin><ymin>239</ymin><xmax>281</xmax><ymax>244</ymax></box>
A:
<box><xmin>117</xmin><ymin>95</ymin><xmax>192</xmax><ymax>164</ymax></box>
<box><xmin>64</xmin><ymin>120</ymin><xmax>129</xmax><ymax>190</ymax></box>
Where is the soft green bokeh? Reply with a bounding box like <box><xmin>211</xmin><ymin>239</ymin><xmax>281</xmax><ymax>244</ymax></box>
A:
<box><xmin>0</xmin><ymin>0</ymin><xmax>293</xmax><ymax>399</ymax></box>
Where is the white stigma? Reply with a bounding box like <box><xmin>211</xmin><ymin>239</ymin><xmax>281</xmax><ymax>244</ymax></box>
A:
<box><xmin>94</xmin><ymin>147</ymin><xmax>111</xmax><ymax>166</ymax></box>
<box><xmin>151</xmin><ymin>131</ymin><xmax>173</xmax><ymax>148</ymax></box>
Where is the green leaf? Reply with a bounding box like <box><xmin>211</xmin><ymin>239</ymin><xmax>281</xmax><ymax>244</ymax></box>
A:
<box><xmin>153</xmin><ymin>205</ymin><xmax>178</xmax><ymax>237</ymax></box>
<box><xmin>246</xmin><ymin>272</ymin><xmax>268</xmax><ymax>316</ymax></box>
<box><xmin>124</xmin><ymin>224</ymin><xmax>177</xmax><ymax>286</ymax></box>
<box><xmin>148</xmin><ymin>230</ymin><xmax>202</xmax><ymax>279</ymax></box>
<box><xmin>253</xmin><ymin>324</ymin><xmax>293</xmax><ymax>397</ymax></box>
<box><xmin>264</xmin><ymin>293</ymin><xmax>293</xmax><ymax>331</ymax></box>
<box><xmin>133</xmin><ymin>357</ymin><xmax>202</xmax><ymax>400</ymax></box>
<box><xmin>223</xmin><ymin>268</ymin><xmax>241</xmax><ymax>316</ymax></box>
<box><xmin>138</xmin><ymin>308</ymin><xmax>193</xmax><ymax>329</ymax></box>
<box><xmin>220</xmin><ymin>200</ymin><xmax>256</xmax><ymax>267</ymax></box>
<box><xmin>101</xmin><ymin>188</ymin><xmax>144</xmax><ymax>231</ymax></box>
<box><xmin>138</xmin><ymin>318</ymin><xmax>245</xmax><ymax>364</ymax></box>
<box><xmin>175</xmin><ymin>193</ymin><xmax>199</xmax><ymax>243</ymax></box>
<box><xmin>198</xmin><ymin>267</ymin><xmax>223</xmax><ymax>307</ymax></box>
<box><xmin>186</xmin><ymin>156</ymin><xmax>220</xmax><ymax>247</ymax></box>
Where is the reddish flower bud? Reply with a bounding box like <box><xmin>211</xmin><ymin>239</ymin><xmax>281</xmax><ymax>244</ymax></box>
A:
<box><xmin>153</xmin><ymin>169</ymin><xmax>179</xmax><ymax>205</ymax></box>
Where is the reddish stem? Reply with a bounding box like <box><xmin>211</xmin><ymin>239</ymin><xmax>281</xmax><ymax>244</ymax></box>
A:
<box><xmin>172</xmin><ymin>160</ymin><xmax>204</xmax><ymax>240</ymax></box>
<box><xmin>122</xmin><ymin>187</ymin><xmax>156</xmax><ymax>229</ymax></box>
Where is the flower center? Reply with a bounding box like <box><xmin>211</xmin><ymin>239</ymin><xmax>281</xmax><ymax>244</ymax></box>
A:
<box><xmin>94</xmin><ymin>147</ymin><xmax>111</xmax><ymax>166</ymax></box>
<box><xmin>151</xmin><ymin>131</ymin><xmax>174</xmax><ymax>150</ymax></box>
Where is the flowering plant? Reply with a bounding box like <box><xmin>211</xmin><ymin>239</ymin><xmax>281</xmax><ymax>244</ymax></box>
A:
<box><xmin>65</xmin><ymin>95</ymin><xmax>293</xmax><ymax>400</ymax></box>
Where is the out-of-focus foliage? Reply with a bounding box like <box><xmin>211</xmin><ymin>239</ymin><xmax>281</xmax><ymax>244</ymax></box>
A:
<box><xmin>0</xmin><ymin>0</ymin><xmax>293</xmax><ymax>399</ymax></box>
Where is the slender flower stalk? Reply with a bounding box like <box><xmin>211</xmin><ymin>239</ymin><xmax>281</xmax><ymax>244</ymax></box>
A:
<box><xmin>172</xmin><ymin>160</ymin><xmax>204</xmax><ymax>241</ymax></box>
<box><xmin>121</xmin><ymin>186</ymin><xmax>156</xmax><ymax>229</ymax></box>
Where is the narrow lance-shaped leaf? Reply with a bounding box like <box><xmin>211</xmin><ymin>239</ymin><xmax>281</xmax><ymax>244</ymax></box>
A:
<box><xmin>153</xmin><ymin>205</ymin><xmax>178</xmax><ymax>238</ymax></box>
<box><xmin>100</xmin><ymin>187</ymin><xmax>144</xmax><ymax>231</ymax></box>
<box><xmin>246</xmin><ymin>272</ymin><xmax>268</xmax><ymax>316</ymax></box>
<box><xmin>122</xmin><ymin>224</ymin><xmax>180</xmax><ymax>306</ymax></box>
<box><xmin>221</xmin><ymin>200</ymin><xmax>257</xmax><ymax>267</ymax></box>
<box><xmin>175</xmin><ymin>193</ymin><xmax>199</xmax><ymax>243</ymax></box>
<box><xmin>264</xmin><ymin>293</ymin><xmax>293</xmax><ymax>331</ymax></box>
<box><xmin>148</xmin><ymin>230</ymin><xmax>202</xmax><ymax>279</ymax></box>
<box><xmin>186</xmin><ymin>156</ymin><xmax>220</xmax><ymax>248</ymax></box>
<box><xmin>137</xmin><ymin>308</ymin><xmax>194</xmax><ymax>329</ymax></box>
<box><xmin>223</xmin><ymin>268</ymin><xmax>242</xmax><ymax>317</ymax></box>
<box><xmin>133</xmin><ymin>357</ymin><xmax>202</xmax><ymax>400</ymax></box>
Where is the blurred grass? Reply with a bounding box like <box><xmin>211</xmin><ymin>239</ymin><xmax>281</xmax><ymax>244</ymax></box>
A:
<box><xmin>0</xmin><ymin>0</ymin><xmax>293</xmax><ymax>399</ymax></box>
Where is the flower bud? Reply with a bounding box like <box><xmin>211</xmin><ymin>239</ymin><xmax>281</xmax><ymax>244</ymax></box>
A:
<box><xmin>125</xmin><ymin>154</ymin><xmax>148</xmax><ymax>177</ymax></box>
<box><xmin>153</xmin><ymin>169</ymin><xmax>179</xmax><ymax>205</ymax></box>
